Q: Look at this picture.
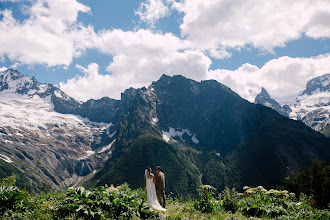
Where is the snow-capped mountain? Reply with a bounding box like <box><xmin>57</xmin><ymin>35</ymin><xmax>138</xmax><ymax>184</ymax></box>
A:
<box><xmin>0</xmin><ymin>69</ymin><xmax>114</xmax><ymax>192</ymax></box>
<box><xmin>1</xmin><ymin>69</ymin><xmax>329</xmax><ymax>196</ymax></box>
<box><xmin>254</xmin><ymin>74</ymin><xmax>330</xmax><ymax>134</ymax></box>
<box><xmin>290</xmin><ymin>74</ymin><xmax>330</xmax><ymax>132</ymax></box>
<box><xmin>254</xmin><ymin>87</ymin><xmax>291</xmax><ymax>117</ymax></box>
<box><xmin>0</xmin><ymin>69</ymin><xmax>72</xmax><ymax>100</ymax></box>
<box><xmin>86</xmin><ymin>74</ymin><xmax>329</xmax><ymax>196</ymax></box>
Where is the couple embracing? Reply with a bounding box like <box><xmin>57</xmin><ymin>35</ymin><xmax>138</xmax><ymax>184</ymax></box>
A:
<box><xmin>144</xmin><ymin>166</ymin><xmax>166</xmax><ymax>211</ymax></box>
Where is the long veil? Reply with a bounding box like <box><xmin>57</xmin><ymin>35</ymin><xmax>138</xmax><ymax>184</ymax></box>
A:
<box><xmin>145</xmin><ymin>169</ymin><xmax>166</xmax><ymax>211</ymax></box>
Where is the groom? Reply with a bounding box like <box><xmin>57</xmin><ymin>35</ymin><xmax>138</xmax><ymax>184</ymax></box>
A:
<box><xmin>155</xmin><ymin>166</ymin><xmax>166</xmax><ymax>208</ymax></box>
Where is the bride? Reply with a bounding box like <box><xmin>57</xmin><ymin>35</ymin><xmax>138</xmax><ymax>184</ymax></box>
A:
<box><xmin>144</xmin><ymin>167</ymin><xmax>166</xmax><ymax>211</ymax></box>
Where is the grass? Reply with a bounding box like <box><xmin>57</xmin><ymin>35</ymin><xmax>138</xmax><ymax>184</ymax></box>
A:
<box><xmin>161</xmin><ymin>199</ymin><xmax>253</xmax><ymax>220</ymax></box>
<box><xmin>1</xmin><ymin>176</ymin><xmax>329</xmax><ymax>219</ymax></box>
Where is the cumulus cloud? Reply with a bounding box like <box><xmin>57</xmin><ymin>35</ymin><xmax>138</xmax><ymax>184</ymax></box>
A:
<box><xmin>135</xmin><ymin>0</ymin><xmax>170</xmax><ymax>26</ymax></box>
<box><xmin>2</xmin><ymin>0</ymin><xmax>330</xmax><ymax>104</ymax></box>
<box><xmin>207</xmin><ymin>54</ymin><xmax>330</xmax><ymax>103</ymax></box>
<box><xmin>161</xmin><ymin>0</ymin><xmax>330</xmax><ymax>55</ymax></box>
<box><xmin>96</xmin><ymin>29</ymin><xmax>210</xmax><ymax>80</ymax></box>
<box><xmin>60</xmin><ymin>29</ymin><xmax>212</xmax><ymax>101</ymax></box>
<box><xmin>59</xmin><ymin>63</ymin><xmax>119</xmax><ymax>101</ymax></box>
<box><xmin>0</xmin><ymin>0</ymin><xmax>94</xmax><ymax>66</ymax></box>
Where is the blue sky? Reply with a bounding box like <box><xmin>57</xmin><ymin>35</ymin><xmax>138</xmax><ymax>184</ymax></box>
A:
<box><xmin>1</xmin><ymin>0</ymin><xmax>330</xmax><ymax>102</ymax></box>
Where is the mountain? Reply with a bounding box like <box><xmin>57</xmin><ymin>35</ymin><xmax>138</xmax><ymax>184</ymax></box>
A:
<box><xmin>254</xmin><ymin>74</ymin><xmax>330</xmax><ymax>136</ymax></box>
<box><xmin>254</xmin><ymin>88</ymin><xmax>291</xmax><ymax>117</ymax></box>
<box><xmin>290</xmin><ymin>74</ymin><xmax>330</xmax><ymax>132</ymax></box>
<box><xmin>85</xmin><ymin>75</ymin><xmax>330</xmax><ymax>196</ymax></box>
<box><xmin>1</xmin><ymin>69</ymin><xmax>329</xmax><ymax>196</ymax></box>
<box><xmin>0</xmin><ymin>69</ymin><xmax>115</xmax><ymax>193</ymax></box>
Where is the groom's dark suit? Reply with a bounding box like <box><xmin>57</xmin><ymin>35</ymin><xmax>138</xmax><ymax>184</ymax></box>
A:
<box><xmin>156</xmin><ymin>171</ymin><xmax>166</xmax><ymax>208</ymax></box>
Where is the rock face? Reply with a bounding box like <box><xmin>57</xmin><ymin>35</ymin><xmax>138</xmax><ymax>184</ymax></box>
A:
<box><xmin>254</xmin><ymin>88</ymin><xmax>291</xmax><ymax>117</ymax></box>
<box><xmin>290</xmin><ymin>74</ymin><xmax>330</xmax><ymax>132</ymax></box>
<box><xmin>1</xmin><ymin>69</ymin><xmax>330</xmax><ymax>196</ymax></box>
<box><xmin>254</xmin><ymin>74</ymin><xmax>330</xmax><ymax>134</ymax></box>
<box><xmin>86</xmin><ymin>75</ymin><xmax>330</xmax><ymax>196</ymax></box>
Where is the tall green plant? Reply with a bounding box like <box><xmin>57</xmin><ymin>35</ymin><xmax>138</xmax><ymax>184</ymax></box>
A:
<box><xmin>56</xmin><ymin>184</ymin><xmax>160</xmax><ymax>219</ymax></box>
<box><xmin>194</xmin><ymin>185</ymin><xmax>217</xmax><ymax>213</ymax></box>
<box><xmin>221</xmin><ymin>186</ymin><xmax>240</xmax><ymax>212</ymax></box>
<box><xmin>285</xmin><ymin>159</ymin><xmax>330</xmax><ymax>208</ymax></box>
<box><xmin>0</xmin><ymin>176</ymin><xmax>34</xmax><ymax>218</ymax></box>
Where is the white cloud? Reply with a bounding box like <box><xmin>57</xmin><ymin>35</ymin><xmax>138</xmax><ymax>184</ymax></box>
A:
<box><xmin>61</xmin><ymin>53</ymin><xmax>330</xmax><ymax>104</ymax></box>
<box><xmin>208</xmin><ymin>48</ymin><xmax>232</xmax><ymax>59</ymax></box>
<box><xmin>0</xmin><ymin>0</ymin><xmax>93</xmax><ymax>66</ymax></box>
<box><xmin>167</xmin><ymin>0</ymin><xmax>330</xmax><ymax>55</ymax></box>
<box><xmin>60</xmin><ymin>29</ymin><xmax>211</xmax><ymax>101</ymax></box>
<box><xmin>207</xmin><ymin>54</ymin><xmax>330</xmax><ymax>103</ymax></box>
<box><xmin>2</xmin><ymin>0</ymin><xmax>330</xmax><ymax>104</ymax></box>
<box><xmin>59</xmin><ymin>63</ymin><xmax>119</xmax><ymax>101</ymax></box>
<box><xmin>135</xmin><ymin>0</ymin><xmax>170</xmax><ymax>26</ymax></box>
<box><xmin>97</xmin><ymin>29</ymin><xmax>211</xmax><ymax>81</ymax></box>
<box><xmin>304</xmin><ymin>11</ymin><xmax>330</xmax><ymax>38</ymax></box>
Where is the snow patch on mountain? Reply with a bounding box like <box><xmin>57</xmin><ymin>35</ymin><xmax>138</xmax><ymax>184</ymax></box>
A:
<box><xmin>0</xmin><ymin>93</ymin><xmax>86</xmax><ymax>131</ymax></box>
<box><xmin>162</xmin><ymin>127</ymin><xmax>199</xmax><ymax>144</ymax></box>
<box><xmin>104</xmin><ymin>123</ymin><xmax>113</xmax><ymax>135</ymax></box>
<box><xmin>54</xmin><ymin>89</ymin><xmax>71</xmax><ymax>101</ymax></box>
<box><xmin>152</xmin><ymin>117</ymin><xmax>158</xmax><ymax>123</ymax></box>
<box><xmin>162</xmin><ymin>133</ymin><xmax>170</xmax><ymax>142</ymax></box>
<box><xmin>78</xmin><ymin>150</ymin><xmax>95</xmax><ymax>160</ymax></box>
<box><xmin>0</xmin><ymin>154</ymin><xmax>13</xmax><ymax>163</ymax></box>
<box><xmin>191</xmin><ymin>134</ymin><xmax>199</xmax><ymax>144</ymax></box>
<box><xmin>99</xmin><ymin>139</ymin><xmax>116</xmax><ymax>154</ymax></box>
<box><xmin>291</xmin><ymin>92</ymin><xmax>330</xmax><ymax>131</ymax></box>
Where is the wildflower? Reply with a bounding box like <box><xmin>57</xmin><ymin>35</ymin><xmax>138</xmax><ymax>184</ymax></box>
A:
<box><xmin>202</xmin><ymin>185</ymin><xmax>216</xmax><ymax>190</ymax></box>
<box><xmin>282</xmin><ymin>190</ymin><xmax>289</xmax><ymax>194</ymax></box>
<box><xmin>106</xmin><ymin>184</ymin><xmax>118</xmax><ymax>192</ymax></box>
<box><xmin>257</xmin><ymin>186</ymin><xmax>264</xmax><ymax>190</ymax></box>
<box><xmin>243</xmin><ymin>186</ymin><xmax>250</xmax><ymax>191</ymax></box>
<box><xmin>246</xmin><ymin>190</ymin><xmax>255</xmax><ymax>194</ymax></box>
<box><xmin>296</xmin><ymin>202</ymin><xmax>302</xmax><ymax>206</ymax></box>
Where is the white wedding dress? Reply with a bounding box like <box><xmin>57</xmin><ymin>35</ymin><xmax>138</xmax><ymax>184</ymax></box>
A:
<box><xmin>145</xmin><ymin>170</ymin><xmax>167</xmax><ymax>211</ymax></box>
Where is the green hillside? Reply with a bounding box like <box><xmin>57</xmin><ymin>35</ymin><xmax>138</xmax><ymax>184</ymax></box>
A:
<box><xmin>84</xmin><ymin>75</ymin><xmax>330</xmax><ymax>197</ymax></box>
<box><xmin>321</xmin><ymin>125</ymin><xmax>330</xmax><ymax>137</ymax></box>
<box><xmin>0</xmin><ymin>159</ymin><xmax>32</xmax><ymax>191</ymax></box>
<box><xmin>84</xmin><ymin>135</ymin><xmax>202</xmax><ymax>197</ymax></box>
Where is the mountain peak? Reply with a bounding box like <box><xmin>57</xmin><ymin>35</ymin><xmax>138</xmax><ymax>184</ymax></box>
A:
<box><xmin>0</xmin><ymin>69</ymin><xmax>39</xmax><ymax>94</ymax></box>
<box><xmin>260</xmin><ymin>87</ymin><xmax>270</xmax><ymax>98</ymax></box>
<box><xmin>300</xmin><ymin>73</ymin><xmax>330</xmax><ymax>96</ymax></box>
<box><xmin>255</xmin><ymin>87</ymin><xmax>290</xmax><ymax>117</ymax></box>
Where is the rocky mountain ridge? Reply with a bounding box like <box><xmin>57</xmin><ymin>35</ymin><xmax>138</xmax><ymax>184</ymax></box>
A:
<box><xmin>86</xmin><ymin>74</ymin><xmax>330</xmax><ymax>195</ymax></box>
<box><xmin>255</xmin><ymin>74</ymin><xmax>330</xmax><ymax>133</ymax></box>
<box><xmin>1</xmin><ymin>69</ymin><xmax>329</xmax><ymax>196</ymax></box>
<box><xmin>254</xmin><ymin>87</ymin><xmax>291</xmax><ymax>117</ymax></box>
<box><xmin>0</xmin><ymin>69</ymin><xmax>115</xmax><ymax>192</ymax></box>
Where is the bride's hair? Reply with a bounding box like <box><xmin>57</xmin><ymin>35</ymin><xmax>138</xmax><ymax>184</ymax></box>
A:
<box><xmin>147</xmin><ymin>167</ymin><xmax>151</xmax><ymax>178</ymax></box>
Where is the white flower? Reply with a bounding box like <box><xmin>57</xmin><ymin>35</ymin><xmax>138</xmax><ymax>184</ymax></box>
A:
<box><xmin>243</xmin><ymin>186</ymin><xmax>250</xmax><ymax>191</ymax></box>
